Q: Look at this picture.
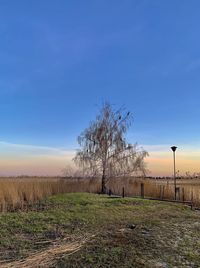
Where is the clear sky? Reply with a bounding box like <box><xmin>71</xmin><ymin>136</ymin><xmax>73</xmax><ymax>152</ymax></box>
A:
<box><xmin>0</xmin><ymin>1</ymin><xmax>200</xmax><ymax>176</ymax></box>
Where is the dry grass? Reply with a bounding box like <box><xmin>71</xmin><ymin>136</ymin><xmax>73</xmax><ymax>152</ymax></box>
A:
<box><xmin>1</xmin><ymin>235</ymin><xmax>92</xmax><ymax>268</ymax></box>
<box><xmin>0</xmin><ymin>176</ymin><xmax>200</xmax><ymax>211</ymax></box>
<box><xmin>107</xmin><ymin>177</ymin><xmax>200</xmax><ymax>207</ymax></box>
<box><xmin>0</xmin><ymin>177</ymin><xmax>100</xmax><ymax>212</ymax></box>
<box><xmin>1</xmin><ymin>242</ymin><xmax>82</xmax><ymax>268</ymax></box>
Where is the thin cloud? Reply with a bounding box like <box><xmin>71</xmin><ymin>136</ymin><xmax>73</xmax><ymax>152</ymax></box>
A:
<box><xmin>0</xmin><ymin>141</ymin><xmax>75</xmax><ymax>157</ymax></box>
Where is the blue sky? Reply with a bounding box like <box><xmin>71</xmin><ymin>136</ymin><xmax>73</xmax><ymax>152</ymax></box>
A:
<box><xmin>0</xmin><ymin>1</ymin><xmax>200</xmax><ymax>175</ymax></box>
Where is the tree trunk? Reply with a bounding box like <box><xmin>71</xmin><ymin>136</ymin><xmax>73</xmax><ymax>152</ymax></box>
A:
<box><xmin>101</xmin><ymin>174</ymin><xmax>106</xmax><ymax>194</ymax></box>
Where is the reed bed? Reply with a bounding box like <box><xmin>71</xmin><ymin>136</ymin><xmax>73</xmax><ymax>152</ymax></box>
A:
<box><xmin>0</xmin><ymin>177</ymin><xmax>100</xmax><ymax>212</ymax></box>
<box><xmin>107</xmin><ymin>177</ymin><xmax>200</xmax><ymax>207</ymax></box>
<box><xmin>0</xmin><ymin>177</ymin><xmax>199</xmax><ymax>212</ymax></box>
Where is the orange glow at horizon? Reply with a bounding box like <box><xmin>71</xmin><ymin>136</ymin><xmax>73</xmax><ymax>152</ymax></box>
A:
<box><xmin>0</xmin><ymin>142</ymin><xmax>200</xmax><ymax>177</ymax></box>
<box><xmin>146</xmin><ymin>151</ymin><xmax>200</xmax><ymax>177</ymax></box>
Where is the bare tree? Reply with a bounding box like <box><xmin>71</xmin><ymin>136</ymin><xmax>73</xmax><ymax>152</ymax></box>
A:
<box><xmin>74</xmin><ymin>102</ymin><xmax>148</xmax><ymax>193</ymax></box>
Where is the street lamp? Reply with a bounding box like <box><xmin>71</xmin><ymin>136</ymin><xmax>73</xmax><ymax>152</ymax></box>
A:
<box><xmin>171</xmin><ymin>146</ymin><xmax>177</xmax><ymax>200</ymax></box>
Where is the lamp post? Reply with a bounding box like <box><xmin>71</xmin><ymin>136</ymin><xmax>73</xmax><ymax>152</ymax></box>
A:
<box><xmin>171</xmin><ymin>146</ymin><xmax>177</xmax><ymax>200</ymax></box>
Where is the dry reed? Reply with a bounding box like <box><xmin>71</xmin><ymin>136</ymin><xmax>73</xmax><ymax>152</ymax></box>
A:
<box><xmin>0</xmin><ymin>177</ymin><xmax>200</xmax><ymax>212</ymax></box>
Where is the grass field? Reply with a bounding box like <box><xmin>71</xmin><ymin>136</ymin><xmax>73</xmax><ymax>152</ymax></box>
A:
<box><xmin>0</xmin><ymin>193</ymin><xmax>200</xmax><ymax>267</ymax></box>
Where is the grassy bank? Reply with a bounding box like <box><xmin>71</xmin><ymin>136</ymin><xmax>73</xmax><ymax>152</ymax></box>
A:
<box><xmin>0</xmin><ymin>193</ymin><xmax>200</xmax><ymax>267</ymax></box>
